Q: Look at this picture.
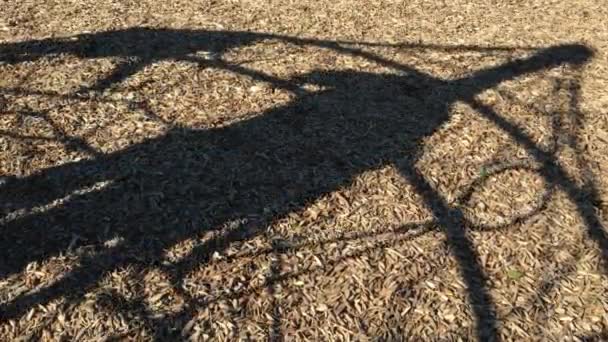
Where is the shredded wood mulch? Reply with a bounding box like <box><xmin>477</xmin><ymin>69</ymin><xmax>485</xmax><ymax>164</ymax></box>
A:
<box><xmin>1</xmin><ymin>1</ymin><xmax>607</xmax><ymax>341</ymax></box>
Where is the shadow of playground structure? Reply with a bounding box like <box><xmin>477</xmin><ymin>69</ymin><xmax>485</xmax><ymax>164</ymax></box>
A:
<box><xmin>0</xmin><ymin>28</ymin><xmax>605</xmax><ymax>340</ymax></box>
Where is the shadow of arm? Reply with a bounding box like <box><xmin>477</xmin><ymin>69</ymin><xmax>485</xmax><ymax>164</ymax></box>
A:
<box><xmin>454</xmin><ymin>44</ymin><xmax>593</xmax><ymax>98</ymax></box>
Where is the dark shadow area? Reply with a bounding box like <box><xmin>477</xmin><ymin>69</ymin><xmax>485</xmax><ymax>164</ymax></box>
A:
<box><xmin>0</xmin><ymin>28</ymin><xmax>604</xmax><ymax>341</ymax></box>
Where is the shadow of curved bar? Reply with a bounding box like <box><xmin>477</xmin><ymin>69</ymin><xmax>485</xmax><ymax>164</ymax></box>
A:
<box><xmin>0</xmin><ymin>28</ymin><xmax>602</xmax><ymax>341</ymax></box>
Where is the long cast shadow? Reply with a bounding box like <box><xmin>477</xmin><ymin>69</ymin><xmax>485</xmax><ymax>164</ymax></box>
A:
<box><xmin>0</xmin><ymin>29</ymin><xmax>602</xmax><ymax>340</ymax></box>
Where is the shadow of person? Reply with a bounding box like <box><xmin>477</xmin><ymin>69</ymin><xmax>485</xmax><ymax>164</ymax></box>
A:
<box><xmin>0</xmin><ymin>69</ymin><xmax>449</xmax><ymax>278</ymax></box>
<box><xmin>0</xmin><ymin>29</ymin><xmax>599</xmax><ymax>341</ymax></box>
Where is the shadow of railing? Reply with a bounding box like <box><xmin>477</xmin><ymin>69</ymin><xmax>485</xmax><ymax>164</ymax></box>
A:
<box><xmin>0</xmin><ymin>28</ymin><xmax>604</xmax><ymax>340</ymax></box>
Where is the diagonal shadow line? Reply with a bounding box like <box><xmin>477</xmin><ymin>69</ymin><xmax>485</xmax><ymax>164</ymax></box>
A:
<box><xmin>317</xmin><ymin>42</ymin><xmax>438</xmax><ymax>80</ymax></box>
<box><xmin>397</xmin><ymin>164</ymin><xmax>498</xmax><ymax>340</ymax></box>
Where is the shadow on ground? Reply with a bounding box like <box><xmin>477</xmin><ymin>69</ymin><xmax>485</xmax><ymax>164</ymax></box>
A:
<box><xmin>0</xmin><ymin>28</ymin><xmax>605</xmax><ymax>340</ymax></box>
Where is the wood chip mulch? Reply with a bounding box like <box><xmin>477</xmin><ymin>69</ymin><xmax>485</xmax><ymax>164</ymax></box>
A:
<box><xmin>1</xmin><ymin>1</ymin><xmax>607</xmax><ymax>341</ymax></box>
